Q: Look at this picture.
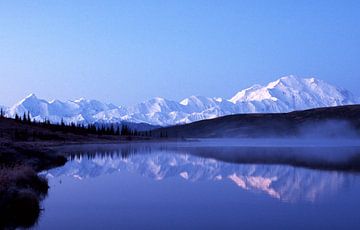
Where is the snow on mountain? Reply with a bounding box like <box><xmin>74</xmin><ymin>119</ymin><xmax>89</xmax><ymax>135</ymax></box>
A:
<box><xmin>180</xmin><ymin>95</ymin><xmax>221</xmax><ymax>112</ymax></box>
<box><xmin>230</xmin><ymin>75</ymin><xmax>359</xmax><ymax>113</ymax></box>
<box><xmin>7</xmin><ymin>93</ymin><xmax>124</xmax><ymax>124</ymax></box>
<box><xmin>4</xmin><ymin>76</ymin><xmax>360</xmax><ymax>126</ymax></box>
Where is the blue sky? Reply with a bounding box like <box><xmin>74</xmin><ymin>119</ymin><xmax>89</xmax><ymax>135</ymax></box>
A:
<box><xmin>0</xmin><ymin>0</ymin><xmax>359</xmax><ymax>106</ymax></box>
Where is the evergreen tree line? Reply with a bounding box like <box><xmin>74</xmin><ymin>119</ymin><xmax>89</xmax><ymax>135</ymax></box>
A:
<box><xmin>1</xmin><ymin>110</ymin><xmax>169</xmax><ymax>138</ymax></box>
<box><xmin>6</xmin><ymin>111</ymin><xmax>154</xmax><ymax>137</ymax></box>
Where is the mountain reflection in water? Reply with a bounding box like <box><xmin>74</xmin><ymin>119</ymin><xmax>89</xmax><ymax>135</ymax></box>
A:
<box><xmin>45</xmin><ymin>142</ymin><xmax>360</xmax><ymax>203</ymax></box>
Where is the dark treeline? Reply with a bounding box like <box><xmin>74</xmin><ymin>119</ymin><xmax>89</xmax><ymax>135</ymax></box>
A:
<box><xmin>0</xmin><ymin>108</ymin><xmax>4</xmax><ymax>118</ymax></box>
<box><xmin>0</xmin><ymin>111</ymin><xmax>159</xmax><ymax>141</ymax></box>
<box><xmin>0</xmin><ymin>110</ymin><xmax>170</xmax><ymax>140</ymax></box>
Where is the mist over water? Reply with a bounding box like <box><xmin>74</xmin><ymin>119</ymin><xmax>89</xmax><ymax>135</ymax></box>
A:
<box><xmin>297</xmin><ymin>120</ymin><xmax>360</xmax><ymax>139</ymax></box>
<box><xmin>190</xmin><ymin>137</ymin><xmax>360</xmax><ymax>147</ymax></box>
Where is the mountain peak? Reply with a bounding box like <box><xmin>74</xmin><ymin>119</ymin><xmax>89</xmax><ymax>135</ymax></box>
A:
<box><xmin>229</xmin><ymin>84</ymin><xmax>271</xmax><ymax>103</ymax></box>
<box><xmin>16</xmin><ymin>93</ymin><xmax>40</xmax><ymax>105</ymax></box>
<box><xmin>74</xmin><ymin>97</ymin><xmax>87</xmax><ymax>103</ymax></box>
<box><xmin>144</xmin><ymin>97</ymin><xmax>169</xmax><ymax>105</ymax></box>
<box><xmin>279</xmin><ymin>74</ymin><xmax>300</xmax><ymax>81</ymax></box>
<box><xmin>25</xmin><ymin>93</ymin><xmax>38</xmax><ymax>99</ymax></box>
<box><xmin>180</xmin><ymin>95</ymin><xmax>213</xmax><ymax>106</ymax></box>
<box><xmin>267</xmin><ymin>75</ymin><xmax>308</xmax><ymax>88</ymax></box>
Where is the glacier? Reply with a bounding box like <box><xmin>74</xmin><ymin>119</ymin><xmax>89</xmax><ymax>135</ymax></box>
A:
<box><xmin>2</xmin><ymin>75</ymin><xmax>359</xmax><ymax>126</ymax></box>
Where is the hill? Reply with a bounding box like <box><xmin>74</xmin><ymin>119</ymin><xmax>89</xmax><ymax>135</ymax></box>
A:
<box><xmin>152</xmin><ymin>105</ymin><xmax>360</xmax><ymax>138</ymax></box>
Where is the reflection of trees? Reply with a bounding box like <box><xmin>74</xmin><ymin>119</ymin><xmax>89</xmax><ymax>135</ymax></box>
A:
<box><xmin>68</xmin><ymin>145</ymin><xmax>158</xmax><ymax>161</ymax></box>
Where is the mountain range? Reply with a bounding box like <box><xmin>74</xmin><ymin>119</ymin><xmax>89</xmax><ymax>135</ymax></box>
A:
<box><xmin>2</xmin><ymin>75</ymin><xmax>359</xmax><ymax>126</ymax></box>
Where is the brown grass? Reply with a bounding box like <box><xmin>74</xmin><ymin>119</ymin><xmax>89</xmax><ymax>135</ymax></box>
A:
<box><xmin>0</xmin><ymin>164</ymin><xmax>49</xmax><ymax>229</ymax></box>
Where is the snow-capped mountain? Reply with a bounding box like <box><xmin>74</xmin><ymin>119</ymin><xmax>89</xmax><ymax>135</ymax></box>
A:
<box><xmin>4</xmin><ymin>76</ymin><xmax>359</xmax><ymax>126</ymax></box>
<box><xmin>7</xmin><ymin>94</ymin><xmax>126</xmax><ymax>124</ymax></box>
<box><xmin>229</xmin><ymin>76</ymin><xmax>358</xmax><ymax>113</ymax></box>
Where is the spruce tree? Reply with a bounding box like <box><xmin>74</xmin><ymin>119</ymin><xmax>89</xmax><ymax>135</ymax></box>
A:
<box><xmin>110</xmin><ymin>125</ymin><xmax>114</xmax><ymax>135</ymax></box>
<box><xmin>23</xmin><ymin>112</ymin><xmax>27</xmax><ymax>122</ymax></box>
<box><xmin>27</xmin><ymin>111</ymin><xmax>31</xmax><ymax>123</ymax></box>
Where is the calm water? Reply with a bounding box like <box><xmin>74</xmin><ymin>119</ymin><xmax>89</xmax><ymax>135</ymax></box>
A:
<box><xmin>35</xmin><ymin>140</ymin><xmax>360</xmax><ymax>229</ymax></box>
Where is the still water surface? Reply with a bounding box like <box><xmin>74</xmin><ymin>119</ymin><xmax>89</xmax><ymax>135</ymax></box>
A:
<box><xmin>36</xmin><ymin>140</ymin><xmax>360</xmax><ymax>229</ymax></box>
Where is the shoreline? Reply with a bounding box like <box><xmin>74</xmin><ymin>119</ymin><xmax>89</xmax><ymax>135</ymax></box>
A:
<box><xmin>0</xmin><ymin>142</ymin><xmax>66</xmax><ymax>229</ymax></box>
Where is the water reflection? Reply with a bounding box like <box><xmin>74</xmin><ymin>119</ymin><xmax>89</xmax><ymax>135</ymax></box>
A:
<box><xmin>46</xmin><ymin>143</ymin><xmax>360</xmax><ymax>202</ymax></box>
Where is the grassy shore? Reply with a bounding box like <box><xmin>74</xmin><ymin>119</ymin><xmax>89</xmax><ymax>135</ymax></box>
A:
<box><xmin>0</xmin><ymin>145</ymin><xmax>66</xmax><ymax>229</ymax></box>
<box><xmin>0</xmin><ymin>165</ymin><xmax>49</xmax><ymax>229</ymax></box>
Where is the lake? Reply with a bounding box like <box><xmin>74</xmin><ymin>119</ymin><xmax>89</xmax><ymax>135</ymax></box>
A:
<box><xmin>35</xmin><ymin>140</ymin><xmax>360</xmax><ymax>229</ymax></box>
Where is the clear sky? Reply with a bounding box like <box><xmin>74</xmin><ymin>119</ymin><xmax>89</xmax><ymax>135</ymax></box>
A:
<box><xmin>0</xmin><ymin>0</ymin><xmax>359</xmax><ymax>106</ymax></box>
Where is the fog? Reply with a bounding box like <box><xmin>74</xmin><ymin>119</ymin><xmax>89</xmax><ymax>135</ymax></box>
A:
<box><xmin>200</xmin><ymin>119</ymin><xmax>360</xmax><ymax>147</ymax></box>
<box><xmin>190</xmin><ymin>138</ymin><xmax>360</xmax><ymax>148</ymax></box>
<box><xmin>297</xmin><ymin>120</ymin><xmax>359</xmax><ymax>139</ymax></box>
